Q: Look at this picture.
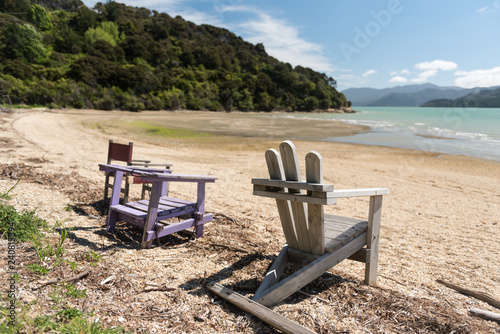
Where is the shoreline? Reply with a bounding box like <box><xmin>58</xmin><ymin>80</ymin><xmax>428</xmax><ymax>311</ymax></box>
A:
<box><xmin>7</xmin><ymin>107</ymin><xmax>500</xmax><ymax>163</ymax></box>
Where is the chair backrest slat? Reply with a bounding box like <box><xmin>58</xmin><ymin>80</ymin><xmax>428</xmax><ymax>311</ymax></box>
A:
<box><xmin>107</xmin><ymin>140</ymin><xmax>133</xmax><ymax>165</ymax></box>
<box><xmin>306</xmin><ymin>152</ymin><xmax>325</xmax><ymax>255</ymax></box>
<box><xmin>265</xmin><ymin>149</ymin><xmax>299</xmax><ymax>249</ymax></box>
<box><xmin>279</xmin><ymin>141</ymin><xmax>311</xmax><ymax>253</ymax></box>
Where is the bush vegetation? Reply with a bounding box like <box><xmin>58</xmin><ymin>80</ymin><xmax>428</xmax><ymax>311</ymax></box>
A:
<box><xmin>0</xmin><ymin>0</ymin><xmax>349</xmax><ymax>112</ymax></box>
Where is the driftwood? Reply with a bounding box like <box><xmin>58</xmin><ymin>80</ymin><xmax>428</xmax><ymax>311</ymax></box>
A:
<box><xmin>139</xmin><ymin>287</ymin><xmax>176</xmax><ymax>293</ymax></box>
<box><xmin>36</xmin><ymin>268</ymin><xmax>90</xmax><ymax>289</ymax></box>
<box><xmin>202</xmin><ymin>280</ymin><xmax>317</xmax><ymax>334</ymax></box>
<box><xmin>436</xmin><ymin>279</ymin><xmax>500</xmax><ymax>309</ymax></box>
<box><xmin>469</xmin><ymin>308</ymin><xmax>500</xmax><ymax>324</ymax></box>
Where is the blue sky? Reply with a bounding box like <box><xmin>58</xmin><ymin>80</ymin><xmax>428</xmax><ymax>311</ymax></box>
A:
<box><xmin>81</xmin><ymin>0</ymin><xmax>500</xmax><ymax>91</ymax></box>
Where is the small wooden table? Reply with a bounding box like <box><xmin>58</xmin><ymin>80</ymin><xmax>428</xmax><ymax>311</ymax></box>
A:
<box><xmin>99</xmin><ymin>164</ymin><xmax>216</xmax><ymax>249</ymax></box>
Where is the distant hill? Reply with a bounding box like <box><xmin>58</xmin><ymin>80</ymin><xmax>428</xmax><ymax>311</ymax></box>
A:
<box><xmin>0</xmin><ymin>0</ymin><xmax>347</xmax><ymax>112</ymax></box>
<box><xmin>422</xmin><ymin>87</ymin><xmax>500</xmax><ymax>108</ymax></box>
<box><xmin>342</xmin><ymin>84</ymin><xmax>493</xmax><ymax>107</ymax></box>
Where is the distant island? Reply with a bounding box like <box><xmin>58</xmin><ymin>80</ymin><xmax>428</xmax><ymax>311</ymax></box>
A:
<box><xmin>0</xmin><ymin>0</ymin><xmax>349</xmax><ymax>112</ymax></box>
<box><xmin>343</xmin><ymin>83</ymin><xmax>500</xmax><ymax>108</ymax></box>
<box><xmin>422</xmin><ymin>87</ymin><xmax>500</xmax><ymax>108</ymax></box>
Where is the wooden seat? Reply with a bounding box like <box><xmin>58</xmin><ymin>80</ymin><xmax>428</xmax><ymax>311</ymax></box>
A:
<box><xmin>103</xmin><ymin>140</ymin><xmax>172</xmax><ymax>203</ymax></box>
<box><xmin>100</xmin><ymin>164</ymin><xmax>216</xmax><ymax>249</ymax></box>
<box><xmin>251</xmin><ymin>141</ymin><xmax>389</xmax><ymax>307</ymax></box>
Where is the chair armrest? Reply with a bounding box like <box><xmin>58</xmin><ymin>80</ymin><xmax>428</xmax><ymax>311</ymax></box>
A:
<box><xmin>99</xmin><ymin>164</ymin><xmax>171</xmax><ymax>174</ymax></box>
<box><xmin>331</xmin><ymin>188</ymin><xmax>389</xmax><ymax>198</ymax></box>
<box><xmin>129</xmin><ymin>162</ymin><xmax>173</xmax><ymax>168</ymax></box>
<box><xmin>140</xmin><ymin>174</ymin><xmax>217</xmax><ymax>183</ymax></box>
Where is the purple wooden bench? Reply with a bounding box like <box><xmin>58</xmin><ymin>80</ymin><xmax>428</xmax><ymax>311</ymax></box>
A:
<box><xmin>99</xmin><ymin>164</ymin><xmax>216</xmax><ymax>249</ymax></box>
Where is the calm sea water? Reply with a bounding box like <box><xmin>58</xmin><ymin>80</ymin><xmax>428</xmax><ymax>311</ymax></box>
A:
<box><xmin>273</xmin><ymin>107</ymin><xmax>500</xmax><ymax>161</ymax></box>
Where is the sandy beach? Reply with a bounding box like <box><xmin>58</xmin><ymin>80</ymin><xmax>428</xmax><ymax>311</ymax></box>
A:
<box><xmin>1</xmin><ymin>109</ymin><xmax>499</xmax><ymax>333</ymax></box>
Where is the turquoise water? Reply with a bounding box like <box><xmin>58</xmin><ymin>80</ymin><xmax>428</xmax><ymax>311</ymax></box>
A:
<box><xmin>272</xmin><ymin>107</ymin><xmax>500</xmax><ymax>161</ymax></box>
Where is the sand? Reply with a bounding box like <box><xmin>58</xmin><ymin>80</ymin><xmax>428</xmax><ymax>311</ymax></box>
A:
<box><xmin>1</xmin><ymin>108</ymin><xmax>499</xmax><ymax>333</ymax></box>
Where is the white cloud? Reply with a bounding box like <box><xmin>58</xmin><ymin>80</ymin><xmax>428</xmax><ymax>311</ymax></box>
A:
<box><xmin>390</xmin><ymin>71</ymin><xmax>398</xmax><ymax>76</ymax></box>
<box><xmin>411</xmin><ymin>70</ymin><xmax>438</xmax><ymax>83</ymax></box>
<box><xmin>362</xmin><ymin>70</ymin><xmax>377</xmax><ymax>77</ymax></box>
<box><xmin>236</xmin><ymin>13</ymin><xmax>335</xmax><ymax>72</ymax></box>
<box><xmin>389</xmin><ymin>76</ymin><xmax>408</xmax><ymax>83</ymax></box>
<box><xmin>454</xmin><ymin>66</ymin><xmax>500</xmax><ymax>88</ymax></box>
<box><xmin>400</xmin><ymin>69</ymin><xmax>410</xmax><ymax>75</ymax></box>
<box><xmin>415</xmin><ymin>60</ymin><xmax>457</xmax><ymax>71</ymax></box>
<box><xmin>476</xmin><ymin>0</ymin><xmax>500</xmax><ymax>13</ymax></box>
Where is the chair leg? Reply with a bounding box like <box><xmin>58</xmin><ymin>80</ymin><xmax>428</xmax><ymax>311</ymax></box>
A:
<box><xmin>123</xmin><ymin>179</ymin><xmax>130</xmax><ymax>204</ymax></box>
<box><xmin>365</xmin><ymin>195</ymin><xmax>383</xmax><ymax>285</ymax></box>
<box><xmin>141</xmin><ymin>182</ymin><xmax>163</xmax><ymax>249</ymax></box>
<box><xmin>106</xmin><ymin>211</ymin><xmax>117</xmax><ymax>233</ymax></box>
<box><xmin>104</xmin><ymin>173</ymin><xmax>111</xmax><ymax>202</ymax></box>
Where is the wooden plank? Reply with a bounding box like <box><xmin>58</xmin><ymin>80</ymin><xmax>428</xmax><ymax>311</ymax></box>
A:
<box><xmin>111</xmin><ymin>204</ymin><xmax>147</xmax><ymax>218</ymax></box>
<box><xmin>331</xmin><ymin>188</ymin><xmax>389</xmax><ymax>198</ymax></box>
<box><xmin>365</xmin><ymin>195</ymin><xmax>383</xmax><ymax>285</ymax></box>
<box><xmin>160</xmin><ymin>196</ymin><xmax>195</xmax><ymax>206</ymax></box>
<box><xmin>348</xmin><ymin>248</ymin><xmax>370</xmax><ymax>263</ymax></box>
<box><xmin>305</xmin><ymin>151</ymin><xmax>324</xmax><ymax>255</ymax></box>
<box><xmin>253</xmin><ymin>189</ymin><xmax>335</xmax><ymax>205</ymax></box>
<box><xmin>265</xmin><ymin>149</ymin><xmax>298</xmax><ymax>249</ymax></box>
<box><xmin>255</xmin><ymin>233</ymin><xmax>367</xmax><ymax>307</ymax></box>
<box><xmin>253</xmin><ymin>246</ymin><xmax>289</xmax><ymax>301</ymax></box>
<box><xmin>253</xmin><ymin>185</ymin><xmax>334</xmax><ymax>200</ymax></box>
<box><xmin>280</xmin><ymin>141</ymin><xmax>311</xmax><ymax>253</ymax></box>
<box><xmin>203</xmin><ymin>281</ymin><xmax>317</xmax><ymax>334</ymax></box>
<box><xmin>251</xmin><ymin>178</ymin><xmax>334</xmax><ymax>192</ymax></box>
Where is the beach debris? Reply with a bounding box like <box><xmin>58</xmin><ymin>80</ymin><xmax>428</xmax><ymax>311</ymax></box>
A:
<box><xmin>436</xmin><ymin>279</ymin><xmax>500</xmax><ymax>309</ymax></box>
<box><xmin>202</xmin><ymin>280</ymin><xmax>317</xmax><ymax>334</ymax></box>
<box><xmin>469</xmin><ymin>308</ymin><xmax>500</xmax><ymax>324</ymax></box>
<box><xmin>36</xmin><ymin>267</ymin><xmax>90</xmax><ymax>289</ymax></box>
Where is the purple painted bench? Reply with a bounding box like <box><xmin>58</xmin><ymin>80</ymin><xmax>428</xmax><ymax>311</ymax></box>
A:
<box><xmin>99</xmin><ymin>164</ymin><xmax>217</xmax><ymax>249</ymax></box>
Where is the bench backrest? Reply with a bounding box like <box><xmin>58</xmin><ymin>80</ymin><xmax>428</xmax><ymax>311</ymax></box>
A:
<box><xmin>107</xmin><ymin>140</ymin><xmax>133</xmax><ymax>165</ymax></box>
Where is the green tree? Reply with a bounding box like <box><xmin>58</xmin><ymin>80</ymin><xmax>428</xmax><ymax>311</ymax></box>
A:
<box><xmin>84</xmin><ymin>21</ymin><xmax>123</xmax><ymax>47</ymax></box>
<box><xmin>27</xmin><ymin>4</ymin><xmax>53</xmax><ymax>31</ymax></box>
<box><xmin>2</xmin><ymin>23</ymin><xmax>48</xmax><ymax>64</ymax></box>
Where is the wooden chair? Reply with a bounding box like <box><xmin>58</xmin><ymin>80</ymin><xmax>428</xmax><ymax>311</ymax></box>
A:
<box><xmin>103</xmin><ymin>140</ymin><xmax>172</xmax><ymax>203</ymax></box>
<box><xmin>251</xmin><ymin>141</ymin><xmax>389</xmax><ymax>307</ymax></box>
<box><xmin>99</xmin><ymin>164</ymin><xmax>216</xmax><ymax>249</ymax></box>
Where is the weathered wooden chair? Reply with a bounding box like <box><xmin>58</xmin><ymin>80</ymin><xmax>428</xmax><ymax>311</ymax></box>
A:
<box><xmin>99</xmin><ymin>164</ymin><xmax>216</xmax><ymax>249</ymax></box>
<box><xmin>251</xmin><ymin>141</ymin><xmax>389</xmax><ymax>307</ymax></box>
<box><xmin>103</xmin><ymin>140</ymin><xmax>172</xmax><ymax>203</ymax></box>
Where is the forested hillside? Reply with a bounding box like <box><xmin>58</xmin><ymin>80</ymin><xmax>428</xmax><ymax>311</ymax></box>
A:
<box><xmin>0</xmin><ymin>0</ymin><xmax>349</xmax><ymax>112</ymax></box>
<box><xmin>422</xmin><ymin>87</ymin><xmax>500</xmax><ymax>108</ymax></box>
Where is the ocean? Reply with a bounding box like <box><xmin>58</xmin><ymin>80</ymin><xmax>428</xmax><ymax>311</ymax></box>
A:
<box><xmin>273</xmin><ymin>107</ymin><xmax>500</xmax><ymax>161</ymax></box>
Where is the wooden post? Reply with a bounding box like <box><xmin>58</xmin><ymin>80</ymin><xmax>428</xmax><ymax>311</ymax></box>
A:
<box><xmin>141</xmin><ymin>181</ymin><xmax>163</xmax><ymax>249</ymax></box>
<box><xmin>305</xmin><ymin>151</ymin><xmax>324</xmax><ymax>255</ymax></box>
<box><xmin>365</xmin><ymin>195</ymin><xmax>383</xmax><ymax>285</ymax></box>
<box><xmin>195</xmin><ymin>182</ymin><xmax>206</xmax><ymax>238</ymax></box>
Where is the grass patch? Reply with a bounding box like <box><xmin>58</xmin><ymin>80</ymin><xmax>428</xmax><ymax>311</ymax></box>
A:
<box><xmin>0</xmin><ymin>181</ymin><xmax>49</xmax><ymax>242</ymax></box>
<box><xmin>0</xmin><ymin>183</ymin><xmax>129</xmax><ymax>333</ymax></box>
<box><xmin>129</xmin><ymin>121</ymin><xmax>213</xmax><ymax>138</ymax></box>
